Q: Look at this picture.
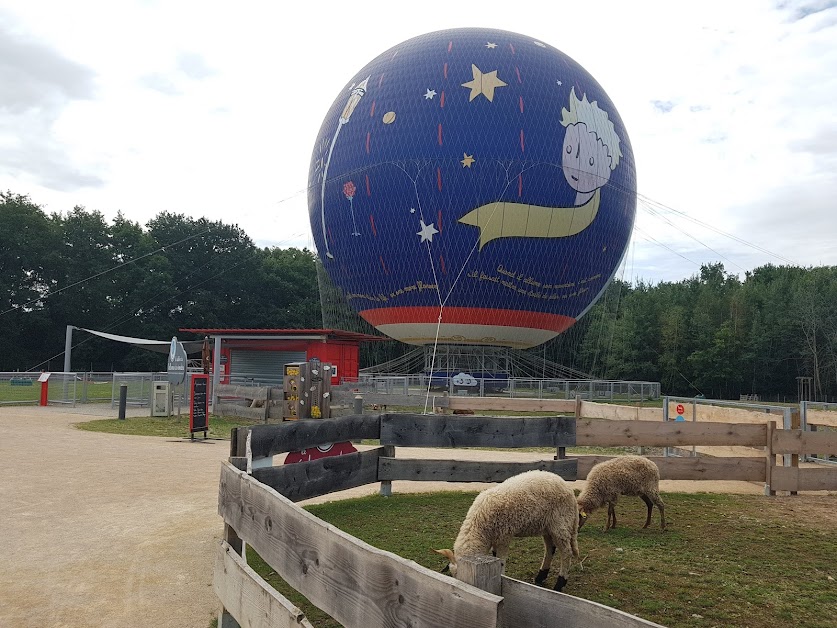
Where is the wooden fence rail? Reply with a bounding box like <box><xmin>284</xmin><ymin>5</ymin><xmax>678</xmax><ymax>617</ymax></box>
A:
<box><xmin>216</xmin><ymin>412</ymin><xmax>837</xmax><ymax>628</ymax></box>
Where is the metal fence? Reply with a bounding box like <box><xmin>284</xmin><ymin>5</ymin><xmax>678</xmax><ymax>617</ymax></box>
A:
<box><xmin>0</xmin><ymin>371</ymin><xmax>41</xmax><ymax>405</ymax></box>
<box><xmin>110</xmin><ymin>370</ymin><xmax>205</xmax><ymax>411</ymax></box>
<box><xmin>353</xmin><ymin>374</ymin><xmax>661</xmax><ymax>401</ymax></box>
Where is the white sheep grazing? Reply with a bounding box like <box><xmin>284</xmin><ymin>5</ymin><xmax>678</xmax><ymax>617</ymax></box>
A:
<box><xmin>577</xmin><ymin>455</ymin><xmax>666</xmax><ymax>531</ymax></box>
<box><xmin>434</xmin><ymin>470</ymin><xmax>580</xmax><ymax>592</ymax></box>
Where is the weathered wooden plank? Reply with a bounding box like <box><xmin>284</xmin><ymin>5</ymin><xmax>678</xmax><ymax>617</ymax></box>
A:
<box><xmin>217</xmin><ymin>384</ymin><xmax>269</xmax><ymax>401</ymax></box>
<box><xmin>246</xmin><ymin>415</ymin><xmax>382</xmax><ymax>458</ymax></box>
<box><xmin>253</xmin><ymin>448</ymin><xmax>384</xmax><ymax>502</ymax></box>
<box><xmin>579</xmin><ymin>401</ymin><xmax>662</xmax><ymax>422</ymax></box>
<box><xmin>773</xmin><ymin>429</ymin><xmax>837</xmax><ymax>456</ymax></box>
<box><xmin>218</xmin><ymin>462</ymin><xmax>502</xmax><ymax>628</ymax></box>
<box><xmin>380</xmin><ymin>414</ymin><xmax>576</xmax><ymax>448</ymax></box>
<box><xmin>499</xmin><ymin>576</ymin><xmax>665</xmax><ymax>628</ymax></box>
<box><xmin>214</xmin><ymin>540</ymin><xmax>314</xmax><ymax>628</ymax></box>
<box><xmin>576</xmin><ymin>419</ymin><xmax>766</xmax><ymax>447</ymax></box>
<box><xmin>216</xmin><ymin>404</ymin><xmax>267</xmax><ymax>420</ymax></box>
<box><xmin>446</xmin><ymin>397</ymin><xmax>577</xmax><ymax>413</ymax></box>
<box><xmin>378</xmin><ymin>458</ymin><xmax>578</xmax><ymax>483</ymax></box>
<box><xmin>575</xmin><ymin>455</ymin><xmax>765</xmax><ymax>482</ymax></box>
<box><xmin>771</xmin><ymin>466</ymin><xmax>837</xmax><ymax>492</ymax></box>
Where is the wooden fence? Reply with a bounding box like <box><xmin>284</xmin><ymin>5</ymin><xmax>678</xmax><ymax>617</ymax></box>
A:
<box><xmin>215</xmin><ymin>411</ymin><xmax>837</xmax><ymax>627</ymax></box>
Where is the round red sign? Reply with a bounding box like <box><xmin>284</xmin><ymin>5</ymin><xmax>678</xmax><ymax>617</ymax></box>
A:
<box><xmin>675</xmin><ymin>404</ymin><xmax>685</xmax><ymax>415</ymax></box>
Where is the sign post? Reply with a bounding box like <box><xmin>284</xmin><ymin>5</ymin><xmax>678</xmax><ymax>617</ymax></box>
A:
<box><xmin>189</xmin><ymin>374</ymin><xmax>210</xmax><ymax>440</ymax></box>
<box><xmin>167</xmin><ymin>336</ymin><xmax>188</xmax><ymax>385</ymax></box>
<box><xmin>38</xmin><ymin>372</ymin><xmax>51</xmax><ymax>406</ymax></box>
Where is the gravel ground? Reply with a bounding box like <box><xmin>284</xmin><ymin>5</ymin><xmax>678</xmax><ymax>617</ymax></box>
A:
<box><xmin>1</xmin><ymin>404</ymin><xmax>773</xmax><ymax>628</ymax></box>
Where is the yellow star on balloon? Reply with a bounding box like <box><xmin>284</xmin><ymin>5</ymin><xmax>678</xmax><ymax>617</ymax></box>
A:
<box><xmin>461</xmin><ymin>153</ymin><xmax>475</xmax><ymax>167</ymax></box>
<box><xmin>461</xmin><ymin>64</ymin><xmax>507</xmax><ymax>102</ymax></box>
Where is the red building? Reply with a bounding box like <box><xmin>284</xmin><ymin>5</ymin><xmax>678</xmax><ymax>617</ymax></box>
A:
<box><xmin>179</xmin><ymin>328</ymin><xmax>383</xmax><ymax>386</ymax></box>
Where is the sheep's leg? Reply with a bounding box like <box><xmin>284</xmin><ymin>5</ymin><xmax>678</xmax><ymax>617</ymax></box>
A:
<box><xmin>641</xmin><ymin>494</ymin><xmax>654</xmax><ymax>528</ymax></box>
<box><xmin>552</xmin><ymin>537</ymin><xmax>574</xmax><ymax>592</ymax></box>
<box><xmin>651</xmin><ymin>492</ymin><xmax>666</xmax><ymax>530</ymax></box>
<box><xmin>493</xmin><ymin>543</ymin><xmax>510</xmax><ymax>573</ymax></box>
<box><xmin>606</xmin><ymin>502</ymin><xmax>617</xmax><ymax>530</ymax></box>
<box><xmin>534</xmin><ymin>535</ymin><xmax>555</xmax><ymax>586</ymax></box>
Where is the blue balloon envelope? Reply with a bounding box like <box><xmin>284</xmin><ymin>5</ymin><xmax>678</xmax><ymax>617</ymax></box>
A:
<box><xmin>308</xmin><ymin>27</ymin><xmax>636</xmax><ymax>348</ymax></box>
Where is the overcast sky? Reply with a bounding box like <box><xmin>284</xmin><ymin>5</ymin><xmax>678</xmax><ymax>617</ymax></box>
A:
<box><xmin>1</xmin><ymin>0</ymin><xmax>835</xmax><ymax>285</ymax></box>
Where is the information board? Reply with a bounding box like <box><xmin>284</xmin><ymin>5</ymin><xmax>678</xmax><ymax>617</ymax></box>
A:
<box><xmin>190</xmin><ymin>374</ymin><xmax>209</xmax><ymax>436</ymax></box>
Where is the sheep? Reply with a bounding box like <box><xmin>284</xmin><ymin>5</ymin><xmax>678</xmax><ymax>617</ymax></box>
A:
<box><xmin>576</xmin><ymin>455</ymin><xmax>666</xmax><ymax>531</ymax></box>
<box><xmin>434</xmin><ymin>470</ymin><xmax>579</xmax><ymax>592</ymax></box>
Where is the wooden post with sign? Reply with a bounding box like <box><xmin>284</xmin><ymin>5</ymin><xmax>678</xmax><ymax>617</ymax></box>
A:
<box><xmin>190</xmin><ymin>374</ymin><xmax>210</xmax><ymax>440</ymax></box>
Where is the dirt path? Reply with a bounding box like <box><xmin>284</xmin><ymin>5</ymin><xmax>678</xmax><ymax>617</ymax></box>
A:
<box><xmin>0</xmin><ymin>404</ymin><xmax>818</xmax><ymax>627</ymax></box>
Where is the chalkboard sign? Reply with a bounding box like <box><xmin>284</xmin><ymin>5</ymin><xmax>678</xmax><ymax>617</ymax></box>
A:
<box><xmin>190</xmin><ymin>374</ymin><xmax>209</xmax><ymax>437</ymax></box>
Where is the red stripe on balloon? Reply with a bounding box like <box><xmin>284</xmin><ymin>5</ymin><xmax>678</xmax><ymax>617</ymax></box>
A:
<box><xmin>444</xmin><ymin>62</ymin><xmax>448</xmax><ymax>79</ymax></box>
<box><xmin>366</xmin><ymin>132</ymin><xmax>371</xmax><ymax>154</ymax></box>
<box><xmin>440</xmin><ymin>91</ymin><xmax>445</xmax><ymax>107</ymax></box>
<box><xmin>369</xmin><ymin>214</ymin><xmax>377</xmax><ymax>236</ymax></box>
<box><xmin>519</xmin><ymin>96</ymin><xmax>524</xmax><ymax>113</ymax></box>
<box><xmin>448</xmin><ymin>41</ymin><xmax>452</xmax><ymax>53</ymax></box>
<box><xmin>438</xmin><ymin>124</ymin><xmax>443</xmax><ymax>146</ymax></box>
<box><xmin>515</xmin><ymin>66</ymin><xmax>522</xmax><ymax>83</ymax></box>
<box><xmin>509</xmin><ymin>43</ymin><xmax>516</xmax><ymax>55</ymax></box>
<box><xmin>520</xmin><ymin>129</ymin><xmax>525</xmax><ymax>152</ymax></box>
<box><xmin>379</xmin><ymin>256</ymin><xmax>389</xmax><ymax>274</ymax></box>
<box><xmin>440</xmin><ymin>254</ymin><xmax>447</xmax><ymax>274</ymax></box>
<box><xmin>369</xmin><ymin>101</ymin><xmax>376</xmax><ymax>117</ymax></box>
<box><xmin>518</xmin><ymin>174</ymin><xmax>523</xmax><ymax>197</ymax></box>
<box><xmin>378</xmin><ymin>74</ymin><xmax>385</xmax><ymax>87</ymax></box>
<box><xmin>437</xmin><ymin>210</ymin><xmax>443</xmax><ymax>232</ymax></box>
<box><xmin>365</xmin><ymin>174</ymin><xmax>371</xmax><ymax>196</ymax></box>
<box><xmin>437</xmin><ymin>167</ymin><xmax>442</xmax><ymax>191</ymax></box>
<box><xmin>360</xmin><ymin>306</ymin><xmax>576</xmax><ymax>332</ymax></box>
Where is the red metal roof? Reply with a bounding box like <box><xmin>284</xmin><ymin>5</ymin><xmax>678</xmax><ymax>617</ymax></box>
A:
<box><xmin>178</xmin><ymin>328</ymin><xmax>387</xmax><ymax>342</ymax></box>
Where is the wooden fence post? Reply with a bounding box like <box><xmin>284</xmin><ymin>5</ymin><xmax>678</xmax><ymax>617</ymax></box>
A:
<box><xmin>790</xmin><ymin>409</ymin><xmax>800</xmax><ymax>496</ymax></box>
<box><xmin>380</xmin><ymin>445</ymin><xmax>395</xmax><ymax>496</ymax></box>
<box><xmin>219</xmin><ymin>428</ymin><xmax>248</xmax><ymax>628</ymax></box>
<box><xmin>765</xmin><ymin>420</ymin><xmax>776</xmax><ymax>496</ymax></box>
<box><xmin>457</xmin><ymin>554</ymin><xmax>503</xmax><ymax>596</ymax></box>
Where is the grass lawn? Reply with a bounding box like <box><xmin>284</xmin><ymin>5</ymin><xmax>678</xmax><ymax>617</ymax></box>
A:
<box><xmin>248</xmin><ymin>491</ymin><xmax>836</xmax><ymax>628</ymax></box>
<box><xmin>74</xmin><ymin>414</ymin><xmax>262</xmax><ymax>440</ymax></box>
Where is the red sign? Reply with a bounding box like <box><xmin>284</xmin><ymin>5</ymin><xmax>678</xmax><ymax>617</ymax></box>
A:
<box><xmin>675</xmin><ymin>404</ymin><xmax>685</xmax><ymax>416</ymax></box>
<box><xmin>284</xmin><ymin>441</ymin><xmax>357</xmax><ymax>464</ymax></box>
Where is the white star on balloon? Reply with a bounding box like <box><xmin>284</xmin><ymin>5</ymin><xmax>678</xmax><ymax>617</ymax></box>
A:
<box><xmin>485</xmin><ymin>42</ymin><xmax>497</xmax><ymax>49</ymax></box>
<box><xmin>417</xmin><ymin>220</ymin><xmax>439</xmax><ymax>243</ymax></box>
<box><xmin>424</xmin><ymin>88</ymin><xmax>437</xmax><ymax>100</ymax></box>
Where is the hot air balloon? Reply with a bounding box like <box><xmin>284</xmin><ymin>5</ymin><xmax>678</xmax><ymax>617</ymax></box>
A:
<box><xmin>308</xmin><ymin>27</ymin><xmax>636</xmax><ymax>352</ymax></box>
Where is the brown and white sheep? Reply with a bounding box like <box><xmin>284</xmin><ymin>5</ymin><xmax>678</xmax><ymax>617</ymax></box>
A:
<box><xmin>577</xmin><ymin>455</ymin><xmax>666</xmax><ymax>531</ymax></box>
<box><xmin>434</xmin><ymin>470</ymin><xmax>580</xmax><ymax>591</ymax></box>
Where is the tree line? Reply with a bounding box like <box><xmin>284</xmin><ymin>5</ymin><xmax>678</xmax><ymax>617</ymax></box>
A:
<box><xmin>545</xmin><ymin>262</ymin><xmax>837</xmax><ymax>402</ymax></box>
<box><xmin>3</xmin><ymin>191</ymin><xmax>835</xmax><ymax>402</ymax></box>
<box><xmin>1</xmin><ymin>192</ymin><xmax>321</xmax><ymax>372</ymax></box>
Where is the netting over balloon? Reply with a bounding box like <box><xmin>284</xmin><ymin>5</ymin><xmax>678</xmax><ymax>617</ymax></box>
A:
<box><xmin>308</xmin><ymin>27</ymin><xmax>636</xmax><ymax>349</ymax></box>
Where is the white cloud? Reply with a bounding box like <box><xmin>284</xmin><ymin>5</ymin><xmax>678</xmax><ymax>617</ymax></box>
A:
<box><xmin>1</xmin><ymin>0</ymin><xmax>835</xmax><ymax>282</ymax></box>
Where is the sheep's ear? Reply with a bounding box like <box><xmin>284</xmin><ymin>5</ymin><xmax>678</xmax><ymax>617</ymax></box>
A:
<box><xmin>434</xmin><ymin>548</ymin><xmax>455</xmax><ymax>562</ymax></box>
